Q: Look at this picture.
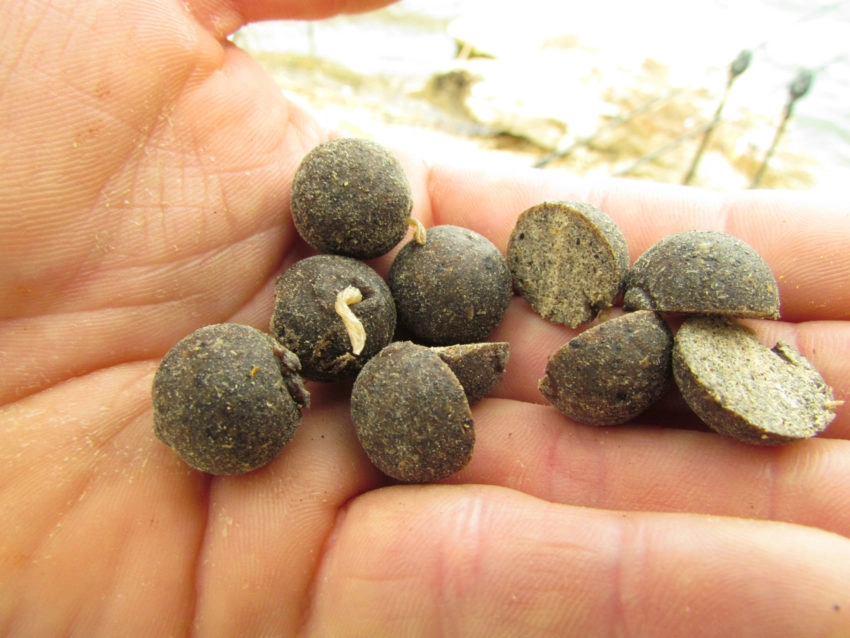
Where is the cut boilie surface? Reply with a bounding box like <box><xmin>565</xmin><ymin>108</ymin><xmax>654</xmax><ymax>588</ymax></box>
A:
<box><xmin>508</xmin><ymin>201</ymin><xmax>629</xmax><ymax>328</ymax></box>
<box><xmin>672</xmin><ymin>316</ymin><xmax>838</xmax><ymax>444</ymax></box>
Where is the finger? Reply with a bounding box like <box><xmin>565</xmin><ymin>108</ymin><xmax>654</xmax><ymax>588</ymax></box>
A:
<box><xmin>236</xmin><ymin>0</ymin><xmax>398</xmax><ymax>22</ymax></box>
<box><xmin>423</xmin><ymin>164</ymin><xmax>850</xmax><ymax>323</ymax></box>
<box><xmin>186</xmin><ymin>0</ymin><xmax>399</xmax><ymax>40</ymax></box>
<box><xmin>305</xmin><ymin>484</ymin><xmax>850</xmax><ymax>636</ymax></box>
<box><xmin>447</xmin><ymin>398</ymin><xmax>850</xmax><ymax>538</ymax></box>
<box><xmin>192</xmin><ymin>390</ymin><xmax>385</xmax><ymax>636</ymax></box>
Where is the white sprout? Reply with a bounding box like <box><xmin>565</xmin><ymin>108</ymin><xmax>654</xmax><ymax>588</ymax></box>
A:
<box><xmin>335</xmin><ymin>286</ymin><xmax>366</xmax><ymax>355</ymax></box>
<box><xmin>407</xmin><ymin>216</ymin><xmax>427</xmax><ymax>245</ymax></box>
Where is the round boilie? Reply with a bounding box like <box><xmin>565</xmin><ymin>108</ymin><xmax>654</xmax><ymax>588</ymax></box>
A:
<box><xmin>623</xmin><ymin>230</ymin><xmax>780</xmax><ymax>318</ymax></box>
<box><xmin>270</xmin><ymin>255</ymin><xmax>396</xmax><ymax>382</ymax></box>
<box><xmin>389</xmin><ymin>225</ymin><xmax>512</xmax><ymax>345</ymax></box>
<box><xmin>672</xmin><ymin>316</ymin><xmax>837</xmax><ymax>444</ymax></box>
<box><xmin>539</xmin><ymin>311</ymin><xmax>672</xmax><ymax>425</ymax></box>
<box><xmin>290</xmin><ymin>137</ymin><xmax>413</xmax><ymax>259</ymax></box>
<box><xmin>351</xmin><ymin>341</ymin><xmax>474</xmax><ymax>482</ymax></box>
<box><xmin>152</xmin><ymin>323</ymin><xmax>304</xmax><ymax>475</ymax></box>
<box><xmin>508</xmin><ymin>201</ymin><xmax>629</xmax><ymax>328</ymax></box>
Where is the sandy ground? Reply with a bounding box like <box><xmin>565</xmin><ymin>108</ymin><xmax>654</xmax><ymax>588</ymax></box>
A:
<box><xmin>238</xmin><ymin>13</ymin><xmax>824</xmax><ymax>192</ymax></box>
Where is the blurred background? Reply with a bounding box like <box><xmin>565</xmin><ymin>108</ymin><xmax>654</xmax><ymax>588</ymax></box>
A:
<box><xmin>231</xmin><ymin>0</ymin><xmax>849</xmax><ymax>192</ymax></box>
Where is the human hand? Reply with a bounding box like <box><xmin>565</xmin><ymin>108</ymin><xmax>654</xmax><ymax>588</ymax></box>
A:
<box><xmin>1</xmin><ymin>0</ymin><xmax>848</xmax><ymax>635</ymax></box>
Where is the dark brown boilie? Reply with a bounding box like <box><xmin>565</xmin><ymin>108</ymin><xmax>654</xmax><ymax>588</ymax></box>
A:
<box><xmin>290</xmin><ymin>137</ymin><xmax>414</xmax><ymax>259</ymax></box>
<box><xmin>270</xmin><ymin>254</ymin><xmax>396</xmax><ymax>382</ymax></box>
<box><xmin>508</xmin><ymin>201</ymin><xmax>629</xmax><ymax>328</ymax></box>
<box><xmin>152</xmin><ymin>323</ymin><xmax>308</xmax><ymax>475</ymax></box>
<box><xmin>389</xmin><ymin>225</ymin><xmax>512</xmax><ymax>346</ymax></box>
<box><xmin>431</xmin><ymin>342</ymin><xmax>510</xmax><ymax>405</ymax></box>
<box><xmin>539</xmin><ymin>311</ymin><xmax>673</xmax><ymax>425</ymax></box>
<box><xmin>623</xmin><ymin>230</ymin><xmax>780</xmax><ymax>318</ymax></box>
<box><xmin>672</xmin><ymin>316</ymin><xmax>838</xmax><ymax>444</ymax></box>
<box><xmin>350</xmin><ymin>341</ymin><xmax>474</xmax><ymax>482</ymax></box>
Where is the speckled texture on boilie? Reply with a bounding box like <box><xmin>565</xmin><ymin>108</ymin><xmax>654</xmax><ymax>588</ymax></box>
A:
<box><xmin>290</xmin><ymin>137</ymin><xmax>413</xmax><ymax>259</ymax></box>
<box><xmin>389</xmin><ymin>225</ymin><xmax>512</xmax><ymax>345</ymax></box>
<box><xmin>270</xmin><ymin>254</ymin><xmax>396</xmax><ymax>382</ymax></box>
<box><xmin>351</xmin><ymin>341</ymin><xmax>474</xmax><ymax>482</ymax></box>
<box><xmin>431</xmin><ymin>341</ymin><xmax>510</xmax><ymax>405</ymax></box>
<box><xmin>673</xmin><ymin>316</ymin><xmax>837</xmax><ymax>444</ymax></box>
<box><xmin>508</xmin><ymin>201</ymin><xmax>629</xmax><ymax>328</ymax></box>
<box><xmin>152</xmin><ymin>323</ymin><xmax>307</xmax><ymax>475</ymax></box>
<box><xmin>623</xmin><ymin>230</ymin><xmax>780</xmax><ymax>318</ymax></box>
<box><xmin>539</xmin><ymin>311</ymin><xmax>673</xmax><ymax>425</ymax></box>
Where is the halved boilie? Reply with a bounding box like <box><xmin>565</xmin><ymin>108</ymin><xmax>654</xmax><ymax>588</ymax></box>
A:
<box><xmin>623</xmin><ymin>230</ymin><xmax>780</xmax><ymax>318</ymax></box>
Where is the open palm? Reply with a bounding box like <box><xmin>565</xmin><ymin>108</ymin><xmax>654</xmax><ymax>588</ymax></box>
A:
<box><xmin>1</xmin><ymin>1</ymin><xmax>849</xmax><ymax>635</ymax></box>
